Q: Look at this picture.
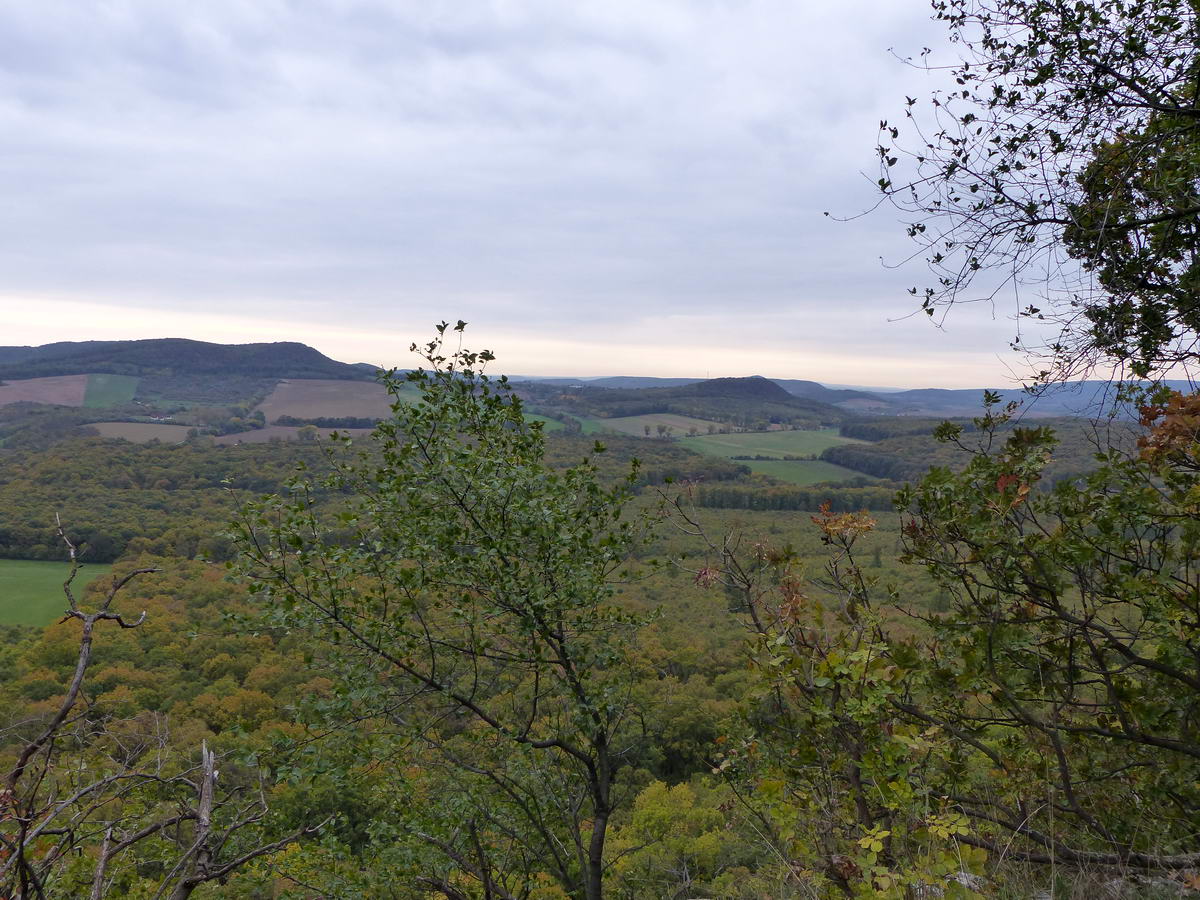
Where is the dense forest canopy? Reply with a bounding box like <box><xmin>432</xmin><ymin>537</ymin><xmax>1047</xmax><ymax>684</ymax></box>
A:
<box><xmin>4</xmin><ymin>0</ymin><xmax>1200</xmax><ymax>897</ymax></box>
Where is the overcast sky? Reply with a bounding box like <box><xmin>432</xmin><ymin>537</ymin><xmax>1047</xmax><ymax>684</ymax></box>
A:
<box><xmin>0</xmin><ymin>0</ymin><xmax>1050</xmax><ymax>387</ymax></box>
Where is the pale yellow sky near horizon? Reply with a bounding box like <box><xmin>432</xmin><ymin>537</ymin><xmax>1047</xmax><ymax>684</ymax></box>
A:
<box><xmin>3</xmin><ymin>296</ymin><xmax>1038</xmax><ymax>390</ymax></box>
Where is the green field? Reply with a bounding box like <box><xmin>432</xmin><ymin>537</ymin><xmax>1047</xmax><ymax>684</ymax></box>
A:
<box><xmin>83</xmin><ymin>374</ymin><xmax>139</xmax><ymax>408</ymax></box>
<box><xmin>570</xmin><ymin>416</ymin><xmax>614</xmax><ymax>435</ymax></box>
<box><xmin>738</xmin><ymin>459</ymin><xmax>879</xmax><ymax>485</ymax></box>
<box><xmin>0</xmin><ymin>560</ymin><xmax>113</xmax><ymax>626</ymax></box>
<box><xmin>681</xmin><ymin>427</ymin><xmax>863</xmax><ymax>458</ymax></box>
<box><xmin>677</xmin><ymin>427</ymin><xmax>871</xmax><ymax>485</ymax></box>
<box><xmin>524</xmin><ymin>413</ymin><xmax>565</xmax><ymax>432</ymax></box>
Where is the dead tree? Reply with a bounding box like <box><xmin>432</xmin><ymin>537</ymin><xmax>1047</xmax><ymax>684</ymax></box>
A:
<box><xmin>0</xmin><ymin>521</ymin><xmax>322</xmax><ymax>899</ymax></box>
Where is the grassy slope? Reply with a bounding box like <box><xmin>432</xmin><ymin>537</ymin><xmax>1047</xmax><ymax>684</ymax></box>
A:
<box><xmin>524</xmin><ymin>414</ymin><xmax>565</xmax><ymax>432</ymax></box>
<box><xmin>83</xmin><ymin>374</ymin><xmax>139</xmax><ymax>408</ymax></box>
<box><xmin>0</xmin><ymin>560</ymin><xmax>113</xmax><ymax>626</ymax></box>
<box><xmin>571</xmin><ymin>416</ymin><xmax>613</xmax><ymax>435</ymax></box>
<box><xmin>681</xmin><ymin>428</ymin><xmax>864</xmax><ymax>457</ymax></box>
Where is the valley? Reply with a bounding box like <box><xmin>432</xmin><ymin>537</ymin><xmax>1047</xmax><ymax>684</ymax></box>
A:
<box><xmin>0</xmin><ymin>336</ymin><xmax>1184</xmax><ymax>899</ymax></box>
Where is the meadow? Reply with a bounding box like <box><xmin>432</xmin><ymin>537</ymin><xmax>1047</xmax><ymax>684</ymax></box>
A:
<box><xmin>681</xmin><ymin>427</ymin><xmax>865</xmax><ymax>458</ymax></box>
<box><xmin>524</xmin><ymin>413</ymin><xmax>565</xmax><ymax>432</ymax></box>
<box><xmin>571</xmin><ymin>416</ymin><xmax>617</xmax><ymax>435</ymax></box>
<box><xmin>670</xmin><ymin>427</ymin><xmax>872</xmax><ymax>484</ymax></box>
<box><xmin>573</xmin><ymin>412</ymin><xmax>725</xmax><ymax>437</ymax></box>
<box><xmin>82</xmin><ymin>374</ymin><xmax>139</xmax><ymax>408</ymax></box>
<box><xmin>558</xmin><ymin>420</ymin><xmax>873</xmax><ymax>484</ymax></box>
<box><xmin>0</xmin><ymin>559</ymin><xmax>113</xmax><ymax>626</ymax></box>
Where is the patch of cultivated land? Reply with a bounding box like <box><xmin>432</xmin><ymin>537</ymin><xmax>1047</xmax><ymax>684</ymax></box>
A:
<box><xmin>681</xmin><ymin>427</ymin><xmax>865</xmax><ymax>457</ymax></box>
<box><xmin>0</xmin><ymin>374</ymin><xmax>90</xmax><ymax>407</ymax></box>
<box><xmin>524</xmin><ymin>414</ymin><xmax>565</xmax><ymax>432</ymax></box>
<box><xmin>677</xmin><ymin>427</ymin><xmax>872</xmax><ymax>484</ymax></box>
<box><xmin>571</xmin><ymin>416</ymin><xmax>615</xmax><ymax>435</ymax></box>
<box><xmin>90</xmin><ymin>422</ymin><xmax>194</xmax><ymax>443</ymax></box>
<box><xmin>582</xmin><ymin>413</ymin><xmax>726</xmax><ymax>437</ymax></box>
<box><xmin>83</xmin><ymin>374</ymin><xmax>139</xmax><ymax>408</ymax></box>
<box><xmin>0</xmin><ymin>560</ymin><xmax>113</xmax><ymax>626</ymax></box>
<box><xmin>738</xmin><ymin>459</ymin><xmax>880</xmax><ymax>485</ymax></box>
<box><xmin>256</xmin><ymin>378</ymin><xmax>397</xmax><ymax>422</ymax></box>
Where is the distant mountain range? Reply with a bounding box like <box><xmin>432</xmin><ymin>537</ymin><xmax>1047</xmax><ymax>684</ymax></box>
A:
<box><xmin>520</xmin><ymin>373</ymin><xmax>1195</xmax><ymax>418</ymax></box>
<box><xmin>0</xmin><ymin>339</ymin><xmax>1190</xmax><ymax>419</ymax></box>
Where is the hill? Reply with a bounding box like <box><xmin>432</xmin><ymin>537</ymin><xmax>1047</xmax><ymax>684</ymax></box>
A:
<box><xmin>518</xmin><ymin>375</ymin><xmax>847</xmax><ymax>429</ymax></box>
<box><xmin>524</xmin><ymin>375</ymin><xmax>705</xmax><ymax>390</ymax></box>
<box><xmin>518</xmin><ymin>375</ymin><xmax>890</xmax><ymax>406</ymax></box>
<box><xmin>770</xmin><ymin>378</ymin><xmax>887</xmax><ymax>406</ymax></box>
<box><xmin>0</xmin><ymin>339</ymin><xmax>370</xmax><ymax>381</ymax></box>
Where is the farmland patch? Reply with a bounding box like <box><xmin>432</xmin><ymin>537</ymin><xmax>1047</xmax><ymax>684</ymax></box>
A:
<box><xmin>569</xmin><ymin>416</ymin><xmax>614</xmax><ymax>435</ymax></box>
<box><xmin>681</xmin><ymin>428</ymin><xmax>865</xmax><ymax>458</ymax></box>
<box><xmin>0</xmin><ymin>374</ymin><xmax>89</xmax><ymax>407</ymax></box>
<box><xmin>523</xmin><ymin>414</ymin><xmax>565</xmax><ymax>432</ymax></box>
<box><xmin>83</xmin><ymin>374</ymin><xmax>139</xmax><ymax>408</ymax></box>
<box><xmin>0</xmin><ymin>559</ymin><xmax>112</xmax><ymax>627</ymax></box>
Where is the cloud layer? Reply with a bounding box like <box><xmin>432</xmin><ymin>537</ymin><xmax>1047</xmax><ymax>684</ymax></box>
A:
<box><xmin>0</xmin><ymin>1</ymin><xmax>1042</xmax><ymax>386</ymax></box>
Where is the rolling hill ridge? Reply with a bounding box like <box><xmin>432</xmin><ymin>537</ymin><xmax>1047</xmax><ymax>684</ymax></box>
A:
<box><xmin>0</xmin><ymin>339</ymin><xmax>370</xmax><ymax>381</ymax></box>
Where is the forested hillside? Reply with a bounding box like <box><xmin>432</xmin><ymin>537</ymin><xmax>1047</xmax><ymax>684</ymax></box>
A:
<box><xmin>0</xmin><ymin>338</ymin><xmax>370</xmax><ymax>381</ymax></box>
<box><xmin>519</xmin><ymin>375</ymin><xmax>847</xmax><ymax>429</ymax></box>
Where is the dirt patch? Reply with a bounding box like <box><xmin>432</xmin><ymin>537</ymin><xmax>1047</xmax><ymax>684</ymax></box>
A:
<box><xmin>255</xmin><ymin>379</ymin><xmax>393</xmax><ymax>422</ymax></box>
<box><xmin>0</xmin><ymin>375</ymin><xmax>90</xmax><ymax>407</ymax></box>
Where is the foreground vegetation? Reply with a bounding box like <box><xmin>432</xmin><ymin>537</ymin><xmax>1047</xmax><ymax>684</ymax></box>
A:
<box><xmin>4</xmin><ymin>0</ymin><xmax>1200</xmax><ymax>890</ymax></box>
<box><xmin>2</xmin><ymin>326</ymin><xmax>1197</xmax><ymax>898</ymax></box>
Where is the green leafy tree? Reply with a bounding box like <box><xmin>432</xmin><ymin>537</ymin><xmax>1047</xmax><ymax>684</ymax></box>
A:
<box><xmin>897</xmin><ymin>396</ymin><xmax>1200</xmax><ymax>870</ymax></box>
<box><xmin>879</xmin><ymin>0</ymin><xmax>1200</xmax><ymax>378</ymax></box>
<box><xmin>0</xmin><ymin>539</ymin><xmax>316</xmax><ymax>899</ymax></box>
<box><xmin>666</xmin><ymin>497</ymin><xmax>987</xmax><ymax>898</ymax></box>
<box><xmin>233</xmin><ymin>322</ymin><xmax>650</xmax><ymax>900</ymax></box>
<box><xmin>605</xmin><ymin>780</ymin><xmax>763</xmax><ymax>899</ymax></box>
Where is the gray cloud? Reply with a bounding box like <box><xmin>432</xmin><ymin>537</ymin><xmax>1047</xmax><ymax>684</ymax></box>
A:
<box><xmin>0</xmin><ymin>1</ymin><xmax>1041</xmax><ymax>385</ymax></box>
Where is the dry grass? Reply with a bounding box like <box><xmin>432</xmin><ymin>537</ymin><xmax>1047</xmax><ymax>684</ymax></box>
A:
<box><xmin>255</xmin><ymin>379</ymin><xmax>394</xmax><ymax>422</ymax></box>
<box><xmin>0</xmin><ymin>374</ymin><xmax>89</xmax><ymax>407</ymax></box>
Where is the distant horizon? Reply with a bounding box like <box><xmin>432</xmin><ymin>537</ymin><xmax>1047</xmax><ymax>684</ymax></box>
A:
<box><xmin>0</xmin><ymin>1</ymin><xmax>1063</xmax><ymax>394</ymax></box>
<box><xmin>1</xmin><ymin>330</ymin><xmax>1156</xmax><ymax>395</ymax></box>
<box><xmin>3</xmin><ymin>296</ymin><xmax>1060</xmax><ymax>390</ymax></box>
